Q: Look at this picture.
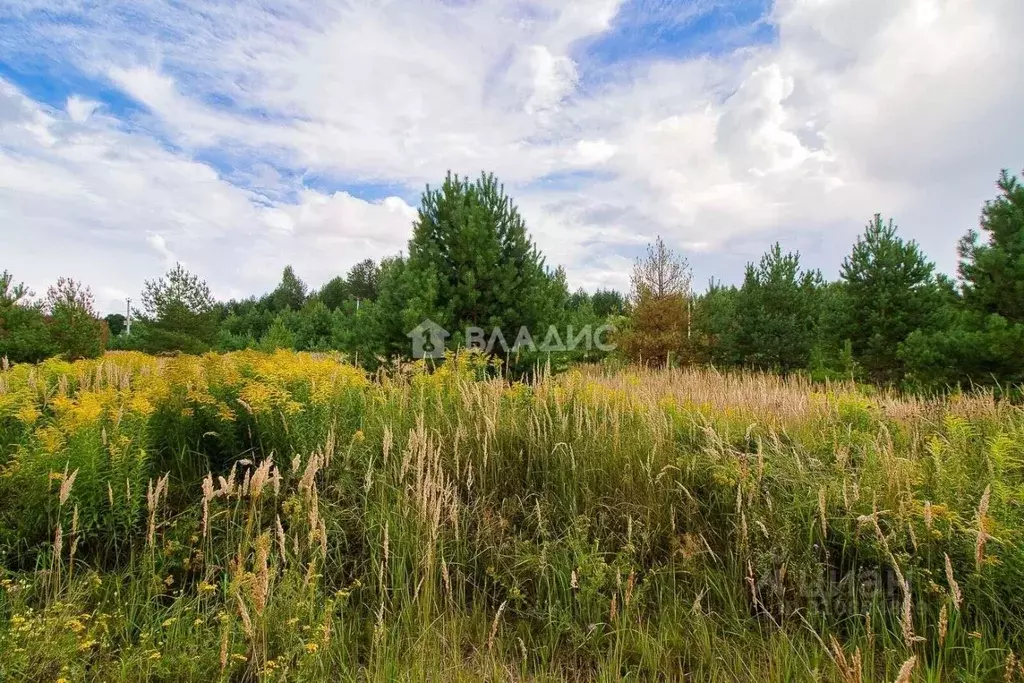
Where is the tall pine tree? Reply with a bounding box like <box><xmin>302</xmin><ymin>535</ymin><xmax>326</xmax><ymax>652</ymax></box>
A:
<box><xmin>959</xmin><ymin>170</ymin><xmax>1024</xmax><ymax>323</ymax></box>
<box><xmin>403</xmin><ymin>172</ymin><xmax>560</xmax><ymax>350</ymax></box>
<box><xmin>840</xmin><ymin>215</ymin><xmax>941</xmax><ymax>383</ymax></box>
<box><xmin>902</xmin><ymin>169</ymin><xmax>1024</xmax><ymax>390</ymax></box>
<box><xmin>733</xmin><ymin>244</ymin><xmax>823</xmax><ymax>373</ymax></box>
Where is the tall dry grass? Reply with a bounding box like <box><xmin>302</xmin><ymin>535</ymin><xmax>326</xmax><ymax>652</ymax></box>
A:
<box><xmin>1</xmin><ymin>350</ymin><xmax>1022</xmax><ymax>681</ymax></box>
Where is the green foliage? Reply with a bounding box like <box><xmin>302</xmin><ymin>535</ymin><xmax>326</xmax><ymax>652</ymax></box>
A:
<box><xmin>839</xmin><ymin>215</ymin><xmax>942</xmax><ymax>383</ymax></box>
<box><xmin>345</xmin><ymin>258</ymin><xmax>380</xmax><ymax>302</ymax></box>
<box><xmin>2</xmin><ymin>354</ymin><xmax>1023</xmax><ymax>680</ymax></box>
<box><xmin>266</xmin><ymin>265</ymin><xmax>308</xmax><ymax>313</ymax></box>
<box><xmin>902</xmin><ymin>170</ymin><xmax>1024</xmax><ymax>391</ymax></box>
<box><xmin>732</xmin><ymin>244</ymin><xmax>824</xmax><ymax>373</ymax></box>
<box><xmin>317</xmin><ymin>275</ymin><xmax>350</xmax><ymax>311</ymax></box>
<box><xmin>139</xmin><ymin>264</ymin><xmax>218</xmax><ymax>351</ymax></box>
<box><xmin>7</xmin><ymin>167</ymin><xmax>1024</xmax><ymax>391</ymax></box>
<box><xmin>692</xmin><ymin>280</ymin><xmax>740</xmax><ymax>366</ymax></box>
<box><xmin>103</xmin><ymin>313</ymin><xmax>126</xmax><ymax>337</ymax></box>
<box><xmin>369</xmin><ymin>255</ymin><xmax>439</xmax><ymax>359</ymax></box>
<box><xmin>621</xmin><ymin>236</ymin><xmax>693</xmax><ymax>365</ymax></box>
<box><xmin>44</xmin><ymin>277</ymin><xmax>105</xmax><ymax>360</ymax></box>
<box><xmin>591</xmin><ymin>288</ymin><xmax>627</xmax><ymax>317</ymax></box>
<box><xmin>404</xmin><ymin>172</ymin><xmax>560</xmax><ymax>348</ymax></box>
<box><xmin>259</xmin><ymin>315</ymin><xmax>297</xmax><ymax>352</ymax></box>
<box><xmin>0</xmin><ymin>271</ymin><xmax>54</xmax><ymax>364</ymax></box>
<box><xmin>959</xmin><ymin>170</ymin><xmax>1024</xmax><ymax>322</ymax></box>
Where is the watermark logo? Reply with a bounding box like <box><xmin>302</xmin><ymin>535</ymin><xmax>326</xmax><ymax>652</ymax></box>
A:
<box><xmin>407</xmin><ymin>319</ymin><xmax>450</xmax><ymax>359</ymax></box>
<box><xmin>408</xmin><ymin>320</ymin><xmax>616</xmax><ymax>359</ymax></box>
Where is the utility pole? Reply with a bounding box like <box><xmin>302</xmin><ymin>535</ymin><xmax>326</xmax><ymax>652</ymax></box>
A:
<box><xmin>126</xmin><ymin>298</ymin><xmax>132</xmax><ymax>336</ymax></box>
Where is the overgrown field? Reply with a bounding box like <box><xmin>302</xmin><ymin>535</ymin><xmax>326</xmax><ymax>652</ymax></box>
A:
<box><xmin>1</xmin><ymin>351</ymin><xmax>1022</xmax><ymax>681</ymax></box>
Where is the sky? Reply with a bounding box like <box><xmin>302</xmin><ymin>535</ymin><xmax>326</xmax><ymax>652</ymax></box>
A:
<box><xmin>1</xmin><ymin>0</ymin><xmax>1023</xmax><ymax>314</ymax></box>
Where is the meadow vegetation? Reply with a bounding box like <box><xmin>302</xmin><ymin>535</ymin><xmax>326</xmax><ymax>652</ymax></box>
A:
<box><xmin>4</xmin><ymin>167</ymin><xmax>1024</xmax><ymax>393</ymax></box>
<box><xmin>2</xmin><ymin>350</ymin><xmax>1023</xmax><ymax>681</ymax></box>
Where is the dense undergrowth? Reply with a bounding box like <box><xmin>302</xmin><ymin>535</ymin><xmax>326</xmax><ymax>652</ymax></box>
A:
<box><xmin>1</xmin><ymin>350</ymin><xmax>1022</xmax><ymax>681</ymax></box>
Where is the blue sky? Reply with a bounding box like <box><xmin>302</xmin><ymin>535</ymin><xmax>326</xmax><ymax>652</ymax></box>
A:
<box><xmin>1</xmin><ymin>0</ymin><xmax>1023</xmax><ymax>312</ymax></box>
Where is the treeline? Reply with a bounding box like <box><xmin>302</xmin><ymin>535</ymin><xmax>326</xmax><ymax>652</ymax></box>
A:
<box><xmin>2</xmin><ymin>169</ymin><xmax>1023</xmax><ymax>392</ymax></box>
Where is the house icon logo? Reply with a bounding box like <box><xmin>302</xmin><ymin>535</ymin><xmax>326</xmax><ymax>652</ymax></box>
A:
<box><xmin>407</xmin><ymin>319</ymin><xmax>450</xmax><ymax>359</ymax></box>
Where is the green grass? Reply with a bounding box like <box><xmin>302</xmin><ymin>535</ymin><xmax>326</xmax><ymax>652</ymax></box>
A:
<box><xmin>1</xmin><ymin>350</ymin><xmax>1023</xmax><ymax>681</ymax></box>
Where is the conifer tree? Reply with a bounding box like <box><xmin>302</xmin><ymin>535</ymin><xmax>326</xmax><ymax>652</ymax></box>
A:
<box><xmin>44</xmin><ymin>277</ymin><xmax>105</xmax><ymax>360</ymax></box>
<box><xmin>959</xmin><ymin>170</ymin><xmax>1024</xmax><ymax>323</ymax></box>
<box><xmin>0</xmin><ymin>271</ymin><xmax>53</xmax><ymax>363</ymax></box>
<box><xmin>404</xmin><ymin>172</ymin><xmax>559</xmax><ymax>349</ymax></box>
<box><xmin>733</xmin><ymin>244</ymin><xmax>823</xmax><ymax>372</ymax></box>
<box><xmin>267</xmin><ymin>265</ymin><xmax>308</xmax><ymax>312</ymax></box>
<box><xmin>840</xmin><ymin>215</ymin><xmax>940</xmax><ymax>383</ymax></box>
<box><xmin>622</xmin><ymin>236</ymin><xmax>692</xmax><ymax>365</ymax></box>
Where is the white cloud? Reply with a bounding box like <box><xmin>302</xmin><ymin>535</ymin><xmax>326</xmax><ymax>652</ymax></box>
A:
<box><xmin>65</xmin><ymin>95</ymin><xmax>99</xmax><ymax>123</ymax></box>
<box><xmin>1</xmin><ymin>0</ymin><xmax>1023</xmax><ymax>305</ymax></box>
<box><xmin>146</xmin><ymin>232</ymin><xmax>177</xmax><ymax>267</ymax></box>
<box><xmin>0</xmin><ymin>80</ymin><xmax>417</xmax><ymax>312</ymax></box>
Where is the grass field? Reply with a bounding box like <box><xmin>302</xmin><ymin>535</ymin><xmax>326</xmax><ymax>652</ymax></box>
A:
<box><xmin>1</xmin><ymin>350</ymin><xmax>1022</xmax><ymax>681</ymax></box>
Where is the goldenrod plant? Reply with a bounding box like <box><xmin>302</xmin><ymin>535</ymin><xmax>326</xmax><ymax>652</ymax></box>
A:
<box><xmin>1</xmin><ymin>350</ymin><xmax>1022</xmax><ymax>681</ymax></box>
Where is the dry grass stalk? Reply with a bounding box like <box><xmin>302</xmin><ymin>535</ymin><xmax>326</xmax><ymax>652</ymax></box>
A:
<box><xmin>201</xmin><ymin>474</ymin><xmax>216</xmax><ymax>539</ymax></box>
<box><xmin>900</xmin><ymin>581</ymin><xmax>923</xmax><ymax>646</ymax></box>
<box><xmin>219</xmin><ymin>621</ymin><xmax>230</xmax><ymax>671</ymax></box>
<box><xmin>318</xmin><ymin>518</ymin><xmax>328</xmax><ymax>559</ymax></box>
<box><xmin>441</xmin><ymin>556</ymin><xmax>452</xmax><ymax>599</ymax></box>
<box><xmin>830</xmin><ymin>635</ymin><xmax>863</xmax><ymax>683</ymax></box>
<box><xmin>236</xmin><ymin>595</ymin><xmax>254</xmax><ymax>638</ymax></box>
<box><xmin>944</xmin><ymin>554</ymin><xmax>963</xmax><ymax>609</ymax></box>
<box><xmin>252</xmin><ymin>533</ymin><xmax>271</xmax><ymax>615</ymax></box>
<box><xmin>298</xmin><ymin>452</ymin><xmax>322</xmax><ymax>499</ymax></box>
<box><xmin>69</xmin><ymin>505</ymin><xmax>79</xmax><ymax>568</ymax></box>
<box><xmin>218</xmin><ymin>463</ymin><xmax>238</xmax><ymax>497</ymax></box>
<box><xmin>275</xmin><ymin>516</ymin><xmax>287</xmax><ymax>565</ymax></box>
<box><xmin>146</xmin><ymin>473</ymin><xmax>169</xmax><ymax>547</ymax></box>
<box><xmin>894</xmin><ymin>656</ymin><xmax>916</xmax><ymax>683</ymax></box>
<box><xmin>373</xmin><ymin>599</ymin><xmax>385</xmax><ymax>646</ymax></box>
<box><xmin>818</xmin><ymin>487</ymin><xmax>828</xmax><ymax>537</ymax></box>
<box><xmin>58</xmin><ymin>468</ymin><xmax>79</xmax><ymax>506</ymax></box>
<box><xmin>976</xmin><ymin>484</ymin><xmax>992</xmax><ymax>571</ymax></box>
<box><xmin>487</xmin><ymin>600</ymin><xmax>508</xmax><ymax>651</ymax></box>
<box><xmin>938</xmin><ymin>604</ymin><xmax>948</xmax><ymax>646</ymax></box>
<box><xmin>249</xmin><ymin>457</ymin><xmax>274</xmax><ymax>499</ymax></box>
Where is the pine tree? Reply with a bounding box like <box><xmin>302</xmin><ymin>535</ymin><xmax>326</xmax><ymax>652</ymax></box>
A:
<box><xmin>959</xmin><ymin>170</ymin><xmax>1024</xmax><ymax>323</ymax></box>
<box><xmin>840</xmin><ymin>215</ymin><xmax>940</xmax><ymax>383</ymax></box>
<box><xmin>44</xmin><ymin>277</ymin><xmax>105</xmax><ymax>360</ymax></box>
<box><xmin>622</xmin><ymin>236</ymin><xmax>692</xmax><ymax>365</ymax></box>
<box><xmin>734</xmin><ymin>244</ymin><xmax>823</xmax><ymax>372</ymax></box>
<box><xmin>345</xmin><ymin>259</ymin><xmax>380</xmax><ymax>302</ymax></box>
<box><xmin>268</xmin><ymin>266</ymin><xmax>308</xmax><ymax>312</ymax></box>
<box><xmin>692</xmin><ymin>279</ymin><xmax>741</xmax><ymax>366</ymax></box>
<box><xmin>903</xmin><ymin>170</ymin><xmax>1024</xmax><ymax>390</ymax></box>
<box><xmin>0</xmin><ymin>271</ymin><xmax>54</xmax><ymax>363</ymax></box>
<box><xmin>404</xmin><ymin>172</ymin><xmax>558</xmax><ymax>350</ymax></box>
<box><xmin>139</xmin><ymin>263</ymin><xmax>218</xmax><ymax>351</ymax></box>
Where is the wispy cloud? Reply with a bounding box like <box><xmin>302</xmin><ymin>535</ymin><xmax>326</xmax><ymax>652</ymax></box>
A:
<box><xmin>2</xmin><ymin>0</ymin><xmax>1023</xmax><ymax>310</ymax></box>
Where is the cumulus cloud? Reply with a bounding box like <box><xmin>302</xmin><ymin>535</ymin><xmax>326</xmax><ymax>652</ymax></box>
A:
<box><xmin>1</xmin><ymin>0</ymin><xmax>1023</xmax><ymax>309</ymax></box>
<box><xmin>0</xmin><ymin>79</ymin><xmax>417</xmax><ymax>311</ymax></box>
